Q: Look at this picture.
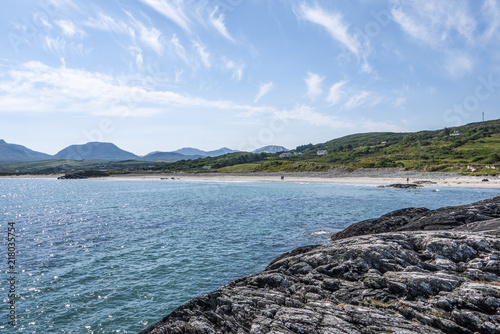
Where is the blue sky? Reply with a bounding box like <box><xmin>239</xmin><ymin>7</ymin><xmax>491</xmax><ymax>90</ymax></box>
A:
<box><xmin>1</xmin><ymin>0</ymin><xmax>499</xmax><ymax>155</ymax></box>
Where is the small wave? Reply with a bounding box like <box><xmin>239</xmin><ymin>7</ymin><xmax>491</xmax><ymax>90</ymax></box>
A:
<box><xmin>310</xmin><ymin>230</ymin><xmax>331</xmax><ymax>236</ymax></box>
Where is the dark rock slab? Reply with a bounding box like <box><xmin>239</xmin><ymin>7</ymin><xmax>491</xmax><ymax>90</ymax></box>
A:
<box><xmin>378</xmin><ymin>183</ymin><xmax>422</xmax><ymax>189</ymax></box>
<box><xmin>139</xmin><ymin>231</ymin><xmax>500</xmax><ymax>334</ymax></box>
<box><xmin>57</xmin><ymin>170</ymin><xmax>110</xmax><ymax>179</ymax></box>
<box><xmin>331</xmin><ymin>196</ymin><xmax>500</xmax><ymax>241</ymax></box>
<box><xmin>454</xmin><ymin>218</ymin><xmax>500</xmax><ymax>236</ymax></box>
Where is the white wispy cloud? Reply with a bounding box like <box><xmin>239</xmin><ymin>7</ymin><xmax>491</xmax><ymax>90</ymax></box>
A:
<box><xmin>193</xmin><ymin>41</ymin><xmax>211</xmax><ymax>68</ymax></box>
<box><xmin>224</xmin><ymin>59</ymin><xmax>244</xmax><ymax>81</ymax></box>
<box><xmin>254</xmin><ymin>82</ymin><xmax>274</xmax><ymax>103</ymax></box>
<box><xmin>123</xmin><ymin>10</ymin><xmax>164</xmax><ymax>55</ymax></box>
<box><xmin>444</xmin><ymin>51</ymin><xmax>473</xmax><ymax>77</ymax></box>
<box><xmin>137</xmin><ymin>23</ymin><xmax>163</xmax><ymax>55</ymax></box>
<box><xmin>0</xmin><ymin>61</ymin><xmax>401</xmax><ymax>140</ymax></box>
<box><xmin>394</xmin><ymin>97</ymin><xmax>407</xmax><ymax>108</ymax></box>
<box><xmin>343</xmin><ymin>91</ymin><xmax>372</xmax><ymax>109</ymax></box>
<box><xmin>326</xmin><ymin>80</ymin><xmax>347</xmax><ymax>105</ymax></box>
<box><xmin>171</xmin><ymin>34</ymin><xmax>187</xmax><ymax>62</ymax></box>
<box><xmin>360</xmin><ymin>61</ymin><xmax>373</xmax><ymax>74</ymax></box>
<box><xmin>83</xmin><ymin>12</ymin><xmax>137</xmax><ymax>45</ymax></box>
<box><xmin>132</xmin><ymin>47</ymin><xmax>144</xmax><ymax>68</ymax></box>
<box><xmin>86</xmin><ymin>11</ymin><xmax>163</xmax><ymax>56</ymax></box>
<box><xmin>0</xmin><ymin>62</ymin><xmax>268</xmax><ymax>117</ymax></box>
<box><xmin>296</xmin><ymin>3</ymin><xmax>360</xmax><ymax>56</ymax></box>
<box><xmin>135</xmin><ymin>52</ymin><xmax>144</xmax><ymax>69</ymax></box>
<box><xmin>44</xmin><ymin>36</ymin><xmax>67</xmax><ymax>55</ymax></box>
<box><xmin>305</xmin><ymin>72</ymin><xmax>324</xmax><ymax>100</ymax></box>
<box><xmin>209</xmin><ymin>7</ymin><xmax>234</xmax><ymax>42</ymax></box>
<box><xmin>482</xmin><ymin>0</ymin><xmax>500</xmax><ymax>40</ymax></box>
<box><xmin>43</xmin><ymin>36</ymin><xmax>89</xmax><ymax>59</ymax></box>
<box><xmin>55</xmin><ymin>20</ymin><xmax>86</xmax><ymax>37</ymax></box>
<box><xmin>139</xmin><ymin>0</ymin><xmax>191</xmax><ymax>32</ymax></box>
<box><xmin>392</xmin><ymin>0</ymin><xmax>477</xmax><ymax>76</ymax></box>
<box><xmin>84</xmin><ymin>12</ymin><xmax>133</xmax><ymax>36</ymax></box>
<box><xmin>392</xmin><ymin>1</ymin><xmax>477</xmax><ymax>46</ymax></box>
<box><xmin>391</xmin><ymin>8</ymin><xmax>434</xmax><ymax>46</ymax></box>
<box><xmin>38</xmin><ymin>15</ymin><xmax>53</xmax><ymax>28</ymax></box>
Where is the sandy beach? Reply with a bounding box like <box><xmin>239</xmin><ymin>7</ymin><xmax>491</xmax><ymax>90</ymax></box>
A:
<box><xmin>3</xmin><ymin>169</ymin><xmax>500</xmax><ymax>188</ymax></box>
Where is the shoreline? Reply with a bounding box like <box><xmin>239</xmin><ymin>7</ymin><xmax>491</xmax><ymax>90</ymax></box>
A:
<box><xmin>1</xmin><ymin>170</ymin><xmax>500</xmax><ymax>188</ymax></box>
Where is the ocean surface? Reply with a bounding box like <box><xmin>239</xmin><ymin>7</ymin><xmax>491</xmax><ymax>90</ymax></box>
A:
<box><xmin>0</xmin><ymin>178</ymin><xmax>498</xmax><ymax>333</ymax></box>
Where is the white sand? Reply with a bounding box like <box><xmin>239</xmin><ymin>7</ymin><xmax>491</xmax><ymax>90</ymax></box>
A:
<box><xmin>4</xmin><ymin>170</ymin><xmax>498</xmax><ymax>188</ymax></box>
<box><xmin>127</xmin><ymin>174</ymin><xmax>500</xmax><ymax>188</ymax></box>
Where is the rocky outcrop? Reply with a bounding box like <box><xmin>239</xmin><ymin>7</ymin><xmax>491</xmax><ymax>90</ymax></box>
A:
<box><xmin>331</xmin><ymin>196</ymin><xmax>500</xmax><ymax>241</ymax></box>
<box><xmin>454</xmin><ymin>218</ymin><xmax>500</xmax><ymax>236</ymax></box>
<box><xmin>57</xmin><ymin>170</ymin><xmax>110</xmax><ymax>179</ymax></box>
<box><xmin>139</xmin><ymin>197</ymin><xmax>500</xmax><ymax>334</ymax></box>
<box><xmin>377</xmin><ymin>183</ymin><xmax>422</xmax><ymax>189</ymax></box>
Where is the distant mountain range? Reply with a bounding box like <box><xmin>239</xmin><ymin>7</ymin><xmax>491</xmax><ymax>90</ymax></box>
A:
<box><xmin>0</xmin><ymin>140</ymin><xmax>287</xmax><ymax>165</ymax></box>
<box><xmin>141</xmin><ymin>151</ymin><xmax>203</xmax><ymax>162</ymax></box>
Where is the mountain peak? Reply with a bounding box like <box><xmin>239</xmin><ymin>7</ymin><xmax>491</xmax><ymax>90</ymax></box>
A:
<box><xmin>54</xmin><ymin>142</ymin><xmax>137</xmax><ymax>161</ymax></box>
<box><xmin>0</xmin><ymin>140</ymin><xmax>52</xmax><ymax>164</ymax></box>
<box><xmin>86</xmin><ymin>141</ymin><xmax>117</xmax><ymax>147</ymax></box>
<box><xmin>253</xmin><ymin>145</ymin><xmax>288</xmax><ymax>154</ymax></box>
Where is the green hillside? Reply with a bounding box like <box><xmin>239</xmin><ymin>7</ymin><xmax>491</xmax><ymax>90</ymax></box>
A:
<box><xmin>295</xmin><ymin>120</ymin><xmax>500</xmax><ymax>170</ymax></box>
<box><xmin>1</xmin><ymin>120</ymin><xmax>499</xmax><ymax>175</ymax></box>
<box><xmin>155</xmin><ymin>119</ymin><xmax>500</xmax><ymax>175</ymax></box>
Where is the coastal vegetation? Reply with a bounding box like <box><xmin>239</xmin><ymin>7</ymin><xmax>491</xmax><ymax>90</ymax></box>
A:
<box><xmin>153</xmin><ymin>119</ymin><xmax>500</xmax><ymax>175</ymax></box>
<box><xmin>1</xmin><ymin>119</ymin><xmax>499</xmax><ymax>175</ymax></box>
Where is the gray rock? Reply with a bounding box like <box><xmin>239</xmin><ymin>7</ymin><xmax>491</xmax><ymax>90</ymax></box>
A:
<box><xmin>331</xmin><ymin>196</ymin><xmax>500</xmax><ymax>241</ymax></box>
<box><xmin>378</xmin><ymin>183</ymin><xmax>423</xmax><ymax>189</ymax></box>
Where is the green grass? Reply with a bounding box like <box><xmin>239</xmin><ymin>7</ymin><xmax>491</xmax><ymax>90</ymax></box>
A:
<box><xmin>252</xmin><ymin>161</ymin><xmax>331</xmax><ymax>172</ymax></box>
<box><xmin>2</xmin><ymin>119</ymin><xmax>499</xmax><ymax>174</ymax></box>
<box><xmin>218</xmin><ymin>163</ymin><xmax>261</xmax><ymax>173</ymax></box>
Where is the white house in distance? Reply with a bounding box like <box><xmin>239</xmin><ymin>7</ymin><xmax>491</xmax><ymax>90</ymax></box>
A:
<box><xmin>450</xmin><ymin>130</ymin><xmax>464</xmax><ymax>136</ymax></box>
<box><xmin>317</xmin><ymin>150</ymin><xmax>328</xmax><ymax>156</ymax></box>
<box><xmin>279</xmin><ymin>152</ymin><xmax>294</xmax><ymax>158</ymax></box>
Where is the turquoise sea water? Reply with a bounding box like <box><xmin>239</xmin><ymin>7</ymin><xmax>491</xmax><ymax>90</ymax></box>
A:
<box><xmin>0</xmin><ymin>178</ymin><xmax>498</xmax><ymax>333</ymax></box>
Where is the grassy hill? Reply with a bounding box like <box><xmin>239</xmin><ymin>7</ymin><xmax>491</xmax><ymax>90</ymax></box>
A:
<box><xmin>155</xmin><ymin>120</ymin><xmax>500</xmax><ymax>175</ymax></box>
<box><xmin>1</xmin><ymin>120</ymin><xmax>499</xmax><ymax>175</ymax></box>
